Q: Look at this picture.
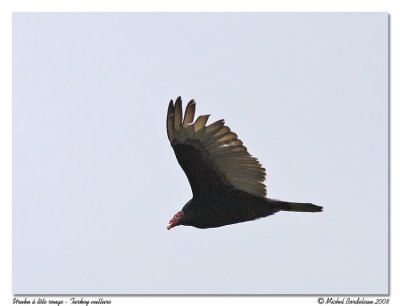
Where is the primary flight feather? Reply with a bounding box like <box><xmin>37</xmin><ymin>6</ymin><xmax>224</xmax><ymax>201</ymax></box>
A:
<box><xmin>166</xmin><ymin>97</ymin><xmax>323</xmax><ymax>230</ymax></box>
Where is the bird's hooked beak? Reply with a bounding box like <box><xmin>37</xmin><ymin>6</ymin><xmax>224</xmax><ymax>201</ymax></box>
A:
<box><xmin>167</xmin><ymin>211</ymin><xmax>183</xmax><ymax>230</ymax></box>
<box><xmin>167</xmin><ymin>223</ymin><xmax>174</xmax><ymax>230</ymax></box>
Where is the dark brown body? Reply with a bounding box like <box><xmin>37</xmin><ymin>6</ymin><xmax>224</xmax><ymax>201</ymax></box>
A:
<box><xmin>181</xmin><ymin>188</ymin><xmax>321</xmax><ymax>229</ymax></box>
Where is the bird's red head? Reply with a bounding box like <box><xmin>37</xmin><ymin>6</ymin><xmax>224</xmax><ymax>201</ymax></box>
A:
<box><xmin>167</xmin><ymin>211</ymin><xmax>183</xmax><ymax>230</ymax></box>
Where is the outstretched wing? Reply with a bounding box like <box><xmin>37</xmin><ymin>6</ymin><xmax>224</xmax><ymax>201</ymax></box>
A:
<box><xmin>167</xmin><ymin>97</ymin><xmax>266</xmax><ymax>198</ymax></box>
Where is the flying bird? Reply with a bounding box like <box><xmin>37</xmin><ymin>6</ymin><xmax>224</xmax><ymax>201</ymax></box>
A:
<box><xmin>166</xmin><ymin>97</ymin><xmax>322</xmax><ymax>230</ymax></box>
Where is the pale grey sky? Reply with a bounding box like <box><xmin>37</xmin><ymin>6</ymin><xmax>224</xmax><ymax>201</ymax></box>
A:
<box><xmin>13</xmin><ymin>13</ymin><xmax>388</xmax><ymax>294</ymax></box>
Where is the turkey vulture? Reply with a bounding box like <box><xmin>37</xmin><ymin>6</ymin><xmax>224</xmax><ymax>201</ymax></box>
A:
<box><xmin>166</xmin><ymin>97</ymin><xmax>322</xmax><ymax>230</ymax></box>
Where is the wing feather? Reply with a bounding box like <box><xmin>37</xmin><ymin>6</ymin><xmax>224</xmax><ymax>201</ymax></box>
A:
<box><xmin>167</xmin><ymin>100</ymin><xmax>175</xmax><ymax>142</ymax></box>
<box><xmin>174</xmin><ymin>97</ymin><xmax>183</xmax><ymax>131</ymax></box>
<box><xmin>166</xmin><ymin>97</ymin><xmax>267</xmax><ymax>198</ymax></box>
<box><xmin>183</xmin><ymin>100</ymin><xmax>196</xmax><ymax>126</ymax></box>
<box><xmin>205</xmin><ymin>120</ymin><xmax>225</xmax><ymax>134</ymax></box>
<box><xmin>193</xmin><ymin>115</ymin><xmax>210</xmax><ymax>132</ymax></box>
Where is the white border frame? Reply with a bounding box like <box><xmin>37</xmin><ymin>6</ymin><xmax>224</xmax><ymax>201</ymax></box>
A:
<box><xmin>1</xmin><ymin>1</ymin><xmax>397</xmax><ymax>305</ymax></box>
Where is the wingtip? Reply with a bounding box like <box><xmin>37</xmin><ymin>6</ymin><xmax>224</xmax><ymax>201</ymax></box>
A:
<box><xmin>167</xmin><ymin>99</ymin><xmax>174</xmax><ymax>115</ymax></box>
<box><xmin>173</xmin><ymin>97</ymin><xmax>183</xmax><ymax>131</ymax></box>
<box><xmin>183</xmin><ymin>99</ymin><xmax>196</xmax><ymax>125</ymax></box>
<box><xmin>167</xmin><ymin>99</ymin><xmax>176</xmax><ymax>141</ymax></box>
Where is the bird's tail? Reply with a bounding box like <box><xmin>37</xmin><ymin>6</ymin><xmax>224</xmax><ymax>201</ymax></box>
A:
<box><xmin>269</xmin><ymin>199</ymin><xmax>323</xmax><ymax>213</ymax></box>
